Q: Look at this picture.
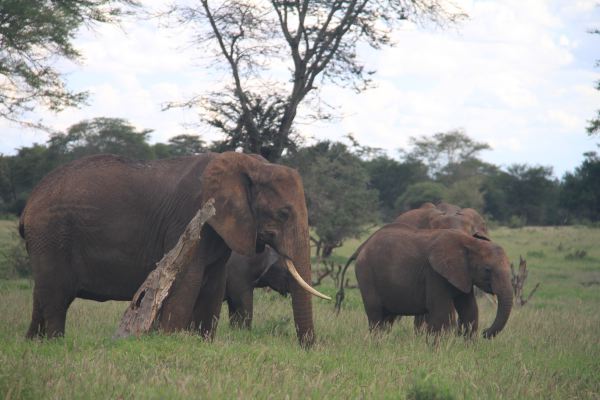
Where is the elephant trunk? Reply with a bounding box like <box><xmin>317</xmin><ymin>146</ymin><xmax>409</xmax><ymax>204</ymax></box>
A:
<box><xmin>483</xmin><ymin>272</ymin><xmax>513</xmax><ymax>339</ymax></box>
<box><xmin>282</xmin><ymin>223</ymin><xmax>315</xmax><ymax>348</ymax></box>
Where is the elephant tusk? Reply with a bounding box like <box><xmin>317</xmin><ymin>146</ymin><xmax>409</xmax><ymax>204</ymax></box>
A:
<box><xmin>285</xmin><ymin>259</ymin><xmax>332</xmax><ymax>300</ymax></box>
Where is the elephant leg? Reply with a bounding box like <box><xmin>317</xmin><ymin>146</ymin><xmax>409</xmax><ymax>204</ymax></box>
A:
<box><xmin>227</xmin><ymin>289</ymin><xmax>253</xmax><ymax>329</ymax></box>
<box><xmin>26</xmin><ymin>287</ymin><xmax>45</xmax><ymax>339</ymax></box>
<box><xmin>27</xmin><ymin>256</ymin><xmax>76</xmax><ymax>339</ymax></box>
<box><xmin>424</xmin><ymin>292</ymin><xmax>455</xmax><ymax>336</ymax></box>
<box><xmin>191</xmin><ymin>254</ymin><xmax>229</xmax><ymax>339</ymax></box>
<box><xmin>414</xmin><ymin>314</ymin><xmax>426</xmax><ymax>333</ymax></box>
<box><xmin>454</xmin><ymin>291</ymin><xmax>479</xmax><ymax>337</ymax></box>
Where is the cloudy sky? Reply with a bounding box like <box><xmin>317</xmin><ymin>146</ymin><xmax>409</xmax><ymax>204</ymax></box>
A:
<box><xmin>1</xmin><ymin>0</ymin><xmax>599</xmax><ymax>177</ymax></box>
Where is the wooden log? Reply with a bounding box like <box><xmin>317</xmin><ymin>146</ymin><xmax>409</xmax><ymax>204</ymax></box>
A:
<box><xmin>510</xmin><ymin>255</ymin><xmax>541</xmax><ymax>306</ymax></box>
<box><xmin>114</xmin><ymin>199</ymin><xmax>216</xmax><ymax>339</ymax></box>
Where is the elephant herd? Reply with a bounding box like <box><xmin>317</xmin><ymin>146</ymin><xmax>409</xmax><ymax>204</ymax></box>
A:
<box><xmin>18</xmin><ymin>152</ymin><xmax>513</xmax><ymax>347</ymax></box>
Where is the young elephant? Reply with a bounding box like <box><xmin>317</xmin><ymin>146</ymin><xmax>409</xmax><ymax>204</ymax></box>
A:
<box><xmin>355</xmin><ymin>227</ymin><xmax>513</xmax><ymax>338</ymax></box>
<box><xmin>224</xmin><ymin>246</ymin><xmax>289</xmax><ymax>329</ymax></box>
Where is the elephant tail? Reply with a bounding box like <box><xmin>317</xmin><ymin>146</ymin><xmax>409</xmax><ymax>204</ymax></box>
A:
<box><xmin>18</xmin><ymin>211</ymin><xmax>25</xmax><ymax>239</ymax></box>
<box><xmin>334</xmin><ymin>222</ymin><xmax>412</xmax><ymax>314</ymax></box>
<box><xmin>334</xmin><ymin>249</ymin><xmax>361</xmax><ymax>314</ymax></box>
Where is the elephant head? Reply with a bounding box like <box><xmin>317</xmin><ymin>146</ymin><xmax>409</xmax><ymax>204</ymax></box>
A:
<box><xmin>201</xmin><ymin>152</ymin><xmax>327</xmax><ymax>346</ymax></box>
<box><xmin>428</xmin><ymin>230</ymin><xmax>513</xmax><ymax>338</ymax></box>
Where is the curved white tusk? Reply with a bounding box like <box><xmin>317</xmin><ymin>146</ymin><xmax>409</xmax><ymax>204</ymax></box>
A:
<box><xmin>285</xmin><ymin>259</ymin><xmax>332</xmax><ymax>300</ymax></box>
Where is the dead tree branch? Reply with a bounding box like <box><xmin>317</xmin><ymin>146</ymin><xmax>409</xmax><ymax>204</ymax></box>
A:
<box><xmin>510</xmin><ymin>255</ymin><xmax>541</xmax><ymax>306</ymax></box>
<box><xmin>114</xmin><ymin>199</ymin><xmax>216</xmax><ymax>338</ymax></box>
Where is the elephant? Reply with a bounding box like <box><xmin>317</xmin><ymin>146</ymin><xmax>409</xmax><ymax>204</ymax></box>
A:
<box><xmin>224</xmin><ymin>246</ymin><xmax>290</xmax><ymax>329</ymax></box>
<box><xmin>354</xmin><ymin>226</ymin><xmax>513</xmax><ymax>338</ymax></box>
<box><xmin>335</xmin><ymin>202</ymin><xmax>490</xmax><ymax>313</ymax></box>
<box><xmin>394</xmin><ymin>202</ymin><xmax>490</xmax><ymax>240</ymax></box>
<box><xmin>19</xmin><ymin>152</ymin><xmax>329</xmax><ymax>346</ymax></box>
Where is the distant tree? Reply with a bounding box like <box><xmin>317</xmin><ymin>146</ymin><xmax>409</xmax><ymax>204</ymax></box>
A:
<box><xmin>560</xmin><ymin>151</ymin><xmax>600</xmax><ymax>222</ymax></box>
<box><xmin>0</xmin><ymin>0</ymin><xmax>137</xmax><ymax>127</ymax></box>
<box><xmin>394</xmin><ymin>181</ymin><xmax>446</xmax><ymax>213</ymax></box>
<box><xmin>364</xmin><ymin>156</ymin><xmax>428</xmax><ymax>221</ymax></box>
<box><xmin>587</xmin><ymin>29</ymin><xmax>600</xmax><ymax>136</ymax></box>
<box><xmin>164</xmin><ymin>0</ymin><xmax>465</xmax><ymax>161</ymax></box>
<box><xmin>444</xmin><ymin>176</ymin><xmax>485</xmax><ymax>211</ymax></box>
<box><xmin>48</xmin><ymin>117</ymin><xmax>154</xmax><ymax>160</ymax></box>
<box><xmin>284</xmin><ymin>141</ymin><xmax>379</xmax><ymax>258</ymax></box>
<box><xmin>401</xmin><ymin>129</ymin><xmax>491</xmax><ymax>181</ymax></box>
<box><xmin>206</xmin><ymin>92</ymin><xmax>301</xmax><ymax>161</ymax></box>
<box><xmin>0</xmin><ymin>144</ymin><xmax>53</xmax><ymax>214</ymax></box>
<box><xmin>483</xmin><ymin>164</ymin><xmax>559</xmax><ymax>225</ymax></box>
<box><xmin>167</xmin><ymin>134</ymin><xmax>206</xmax><ymax>156</ymax></box>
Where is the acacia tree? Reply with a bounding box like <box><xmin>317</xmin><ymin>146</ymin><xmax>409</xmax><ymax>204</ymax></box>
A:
<box><xmin>0</xmin><ymin>0</ymin><xmax>137</xmax><ymax>128</ymax></box>
<box><xmin>164</xmin><ymin>0</ymin><xmax>465</xmax><ymax>161</ymax></box>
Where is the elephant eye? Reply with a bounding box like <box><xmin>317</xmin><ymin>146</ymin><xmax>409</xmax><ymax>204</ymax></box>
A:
<box><xmin>276</xmin><ymin>207</ymin><xmax>291</xmax><ymax>222</ymax></box>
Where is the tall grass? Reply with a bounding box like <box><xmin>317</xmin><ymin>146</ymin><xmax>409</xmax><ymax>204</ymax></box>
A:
<box><xmin>1</xmin><ymin>226</ymin><xmax>599</xmax><ymax>399</ymax></box>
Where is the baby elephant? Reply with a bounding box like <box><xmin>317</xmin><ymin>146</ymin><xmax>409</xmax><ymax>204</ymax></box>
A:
<box><xmin>355</xmin><ymin>227</ymin><xmax>513</xmax><ymax>338</ymax></box>
<box><xmin>224</xmin><ymin>246</ymin><xmax>289</xmax><ymax>329</ymax></box>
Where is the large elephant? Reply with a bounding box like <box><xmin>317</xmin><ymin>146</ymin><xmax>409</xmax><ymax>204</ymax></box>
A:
<box><xmin>335</xmin><ymin>202</ymin><xmax>490</xmax><ymax>312</ymax></box>
<box><xmin>224</xmin><ymin>246</ymin><xmax>289</xmax><ymax>329</ymax></box>
<box><xmin>354</xmin><ymin>227</ymin><xmax>513</xmax><ymax>338</ymax></box>
<box><xmin>19</xmin><ymin>152</ymin><xmax>328</xmax><ymax>346</ymax></box>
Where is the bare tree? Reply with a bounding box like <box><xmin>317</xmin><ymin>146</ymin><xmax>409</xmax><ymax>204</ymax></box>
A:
<box><xmin>164</xmin><ymin>0</ymin><xmax>466</xmax><ymax>161</ymax></box>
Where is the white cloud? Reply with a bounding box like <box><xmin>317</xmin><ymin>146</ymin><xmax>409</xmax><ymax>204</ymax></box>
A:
<box><xmin>1</xmin><ymin>0</ymin><xmax>599</xmax><ymax>177</ymax></box>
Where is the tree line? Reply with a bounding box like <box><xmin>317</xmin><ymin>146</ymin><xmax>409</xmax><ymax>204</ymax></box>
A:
<box><xmin>1</xmin><ymin>118</ymin><xmax>599</xmax><ymax>259</ymax></box>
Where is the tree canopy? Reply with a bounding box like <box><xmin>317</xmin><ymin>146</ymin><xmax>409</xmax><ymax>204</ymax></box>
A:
<box><xmin>0</xmin><ymin>0</ymin><xmax>136</xmax><ymax>127</ymax></box>
<box><xmin>284</xmin><ymin>141</ymin><xmax>379</xmax><ymax>257</ymax></box>
<box><xmin>163</xmin><ymin>0</ymin><xmax>465</xmax><ymax>161</ymax></box>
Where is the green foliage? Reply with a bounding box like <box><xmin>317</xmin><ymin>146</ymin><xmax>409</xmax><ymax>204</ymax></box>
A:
<box><xmin>48</xmin><ymin>117</ymin><xmax>154</xmax><ymax>161</ymax></box>
<box><xmin>364</xmin><ymin>156</ymin><xmax>428</xmax><ymax>221</ymax></box>
<box><xmin>560</xmin><ymin>151</ymin><xmax>600</xmax><ymax>223</ymax></box>
<box><xmin>0</xmin><ymin>0</ymin><xmax>137</xmax><ymax>125</ymax></box>
<box><xmin>444</xmin><ymin>176</ymin><xmax>485</xmax><ymax>210</ymax></box>
<box><xmin>407</xmin><ymin>371</ymin><xmax>456</xmax><ymax>400</ymax></box>
<box><xmin>395</xmin><ymin>181</ymin><xmax>446</xmax><ymax>212</ymax></box>
<box><xmin>206</xmin><ymin>92</ymin><xmax>302</xmax><ymax>162</ymax></box>
<box><xmin>482</xmin><ymin>164</ymin><xmax>560</xmax><ymax>225</ymax></box>
<box><xmin>401</xmin><ymin>130</ymin><xmax>491</xmax><ymax>180</ymax></box>
<box><xmin>284</xmin><ymin>141</ymin><xmax>379</xmax><ymax>256</ymax></box>
<box><xmin>0</xmin><ymin>221</ymin><xmax>29</xmax><ymax>279</ymax></box>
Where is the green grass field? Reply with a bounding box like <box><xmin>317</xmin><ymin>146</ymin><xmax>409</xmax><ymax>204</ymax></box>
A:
<box><xmin>1</xmin><ymin>221</ymin><xmax>599</xmax><ymax>399</ymax></box>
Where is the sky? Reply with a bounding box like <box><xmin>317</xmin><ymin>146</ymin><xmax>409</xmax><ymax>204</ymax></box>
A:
<box><xmin>1</xmin><ymin>0</ymin><xmax>599</xmax><ymax>178</ymax></box>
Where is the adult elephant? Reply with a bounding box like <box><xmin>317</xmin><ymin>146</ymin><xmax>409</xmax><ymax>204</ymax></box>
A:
<box><xmin>394</xmin><ymin>202</ymin><xmax>490</xmax><ymax>240</ymax></box>
<box><xmin>335</xmin><ymin>202</ymin><xmax>490</xmax><ymax>312</ymax></box>
<box><xmin>224</xmin><ymin>246</ymin><xmax>290</xmax><ymax>329</ymax></box>
<box><xmin>19</xmin><ymin>152</ymin><xmax>329</xmax><ymax>346</ymax></box>
<box><xmin>354</xmin><ymin>227</ymin><xmax>513</xmax><ymax>338</ymax></box>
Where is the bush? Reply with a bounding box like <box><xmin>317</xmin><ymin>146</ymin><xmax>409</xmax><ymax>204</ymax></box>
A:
<box><xmin>0</xmin><ymin>233</ymin><xmax>30</xmax><ymax>279</ymax></box>
<box><xmin>406</xmin><ymin>371</ymin><xmax>456</xmax><ymax>400</ymax></box>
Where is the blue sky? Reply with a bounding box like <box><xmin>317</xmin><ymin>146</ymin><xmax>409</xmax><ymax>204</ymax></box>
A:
<box><xmin>1</xmin><ymin>0</ymin><xmax>599</xmax><ymax>177</ymax></box>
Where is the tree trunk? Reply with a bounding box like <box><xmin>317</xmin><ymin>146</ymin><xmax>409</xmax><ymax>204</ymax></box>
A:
<box><xmin>114</xmin><ymin>199</ymin><xmax>216</xmax><ymax>339</ymax></box>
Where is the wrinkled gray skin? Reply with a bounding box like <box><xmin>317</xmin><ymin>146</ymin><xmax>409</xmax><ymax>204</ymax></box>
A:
<box><xmin>19</xmin><ymin>152</ymin><xmax>316</xmax><ymax>346</ymax></box>
<box><xmin>224</xmin><ymin>246</ymin><xmax>290</xmax><ymax>329</ymax></box>
<box><xmin>335</xmin><ymin>202</ymin><xmax>491</xmax><ymax>323</ymax></box>
<box><xmin>355</xmin><ymin>227</ymin><xmax>513</xmax><ymax>338</ymax></box>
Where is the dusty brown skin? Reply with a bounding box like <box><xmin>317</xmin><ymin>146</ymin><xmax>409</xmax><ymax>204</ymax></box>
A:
<box><xmin>394</xmin><ymin>202</ymin><xmax>490</xmax><ymax>240</ymax></box>
<box><xmin>335</xmin><ymin>202</ymin><xmax>490</xmax><ymax>314</ymax></box>
<box><xmin>20</xmin><ymin>152</ymin><xmax>317</xmax><ymax>346</ymax></box>
<box><xmin>224</xmin><ymin>247</ymin><xmax>289</xmax><ymax>329</ymax></box>
<box><xmin>355</xmin><ymin>227</ymin><xmax>513</xmax><ymax>338</ymax></box>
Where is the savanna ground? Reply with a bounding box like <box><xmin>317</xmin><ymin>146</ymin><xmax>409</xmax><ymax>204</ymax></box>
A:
<box><xmin>0</xmin><ymin>220</ymin><xmax>599</xmax><ymax>399</ymax></box>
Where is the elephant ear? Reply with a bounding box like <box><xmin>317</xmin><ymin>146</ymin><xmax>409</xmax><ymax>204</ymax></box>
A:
<box><xmin>201</xmin><ymin>152</ymin><xmax>261</xmax><ymax>256</ymax></box>
<box><xmin>428</xmin><ymin>231</ymin><xmax>472</xmax><ymax>293</ymax></box>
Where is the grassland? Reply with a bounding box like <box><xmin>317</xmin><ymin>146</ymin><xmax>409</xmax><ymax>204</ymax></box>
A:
<box><xmin>0</xmin><ymin>220</ymin><xmax>599</xmax><ymax>399</ymax></box>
